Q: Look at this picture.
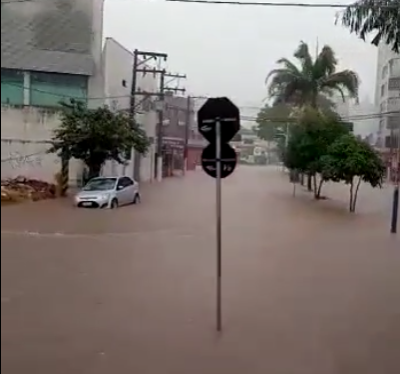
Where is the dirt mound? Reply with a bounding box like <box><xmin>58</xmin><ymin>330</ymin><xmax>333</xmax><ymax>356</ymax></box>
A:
<box><xmin>1</xmin><ymin>177</ymin><xmax>56</xmax><ymax>204</ymax></box>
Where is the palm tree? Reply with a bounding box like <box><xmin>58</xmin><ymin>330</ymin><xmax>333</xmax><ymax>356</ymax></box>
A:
<box><xmin>266</xmin><ymin>41</ymin><xmax>359</xmax><ymax>110</ymax></box>
<box><xmin>266</xmin><ymin>41</ymin><xmax>360</xmax><ymax>189</ymax></box>
<box><xmin>339</xmin><ymin>0</ymin><xmax>399</xmax><ymax>53</ymax></box>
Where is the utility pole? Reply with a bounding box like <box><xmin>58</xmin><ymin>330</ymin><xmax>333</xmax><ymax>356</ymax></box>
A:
<box><xmin>390</xmin><ymin>119</ymin><xmax>400</xmax><ymax>234</ymax></box>
<box><xmin>130</xmin><ymin>49</ymin><xmax>167</xmax><ymax>181</ymax></box>
<box><xmin>155</xmin><ymin>72</ymin><xmax>186</xmax><ymax>181</ymax></box>
<box><xmin>183</xmin><ymin>96</ymin><xmax>192</xmax><ymax>175</ymax></box>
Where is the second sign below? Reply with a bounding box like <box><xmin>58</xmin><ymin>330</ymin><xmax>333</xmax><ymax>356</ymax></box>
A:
<box><xmin>201</xmin><ymin>143</ymin><xmax>237</xmax><ymax>179</ymax></box>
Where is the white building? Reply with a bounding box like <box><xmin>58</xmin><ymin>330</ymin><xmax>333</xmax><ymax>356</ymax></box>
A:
<box><xmin>1</xmin><ymin>1</ymin><xmax>158</xmax><ymax>185</ymax></box>
<box><xmin>374</xmin><ymin>43</ymin><xmax>400</xmax><ymax>150</ymax></box>
<box><xmin>101</xmin><ymin>38</ymin><xmax>158</xmax><ymax>183</ymax></box>
<box><xmin>1</xmin><ymin>0</ymin><xmax>104</xmax><ymax>184</ymax></box>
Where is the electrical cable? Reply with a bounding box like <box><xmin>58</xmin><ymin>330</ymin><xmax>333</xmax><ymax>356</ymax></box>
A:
<box><xmin>3</xmin><ymin>0</ymin><xmax>396</xmax><ymax>7</ymax></box>
<box><xmin>165</xmin><ymin>0</ymin><xmax>400</xmax><ymax>9</ymax></box>
<box><xmin>2</xmin><ymin>81</ymin><xmax>398</xmax><ymax>122</ymax></box>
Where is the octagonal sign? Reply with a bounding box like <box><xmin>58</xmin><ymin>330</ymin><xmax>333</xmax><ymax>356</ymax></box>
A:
<box><xmin>197</xmin><ymin>97</ymin><xmax>240</xmax><ymax>143</ymax></box>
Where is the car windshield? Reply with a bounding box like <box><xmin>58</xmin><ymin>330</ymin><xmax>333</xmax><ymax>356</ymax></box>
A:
<box><xmin>83</xmin><ymin>178</ymin><xmax>117</xmax><ymax>191</ymax></box>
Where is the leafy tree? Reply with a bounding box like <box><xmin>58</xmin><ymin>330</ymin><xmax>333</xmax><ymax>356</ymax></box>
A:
<box><xmin>339</xmin><ymin>0</ymin><xmax>399</xmax><ymax>53</ymax></box>
<box><xmin>284</xmin><ymin>108</ymin><xmax>350</xmax><ymax>198</ymax></box>
<box><xmin>254</xmin><ymin>103</ymin><xmax>293</xmax><ymax>142</ymax></box>
<box><xmin>321</xmin><ymin>134</ymin><xmax>385</xmax><ymax>212</ymax></box>
<box><xmin>48</xmin><ymin>100</ymin><xmax>150</xmax><ymax>179</ymax></box>
<box><xmin>266</xmin><ymin>41</ymin><xmax>359</xmax><ymax>108</ymax></box>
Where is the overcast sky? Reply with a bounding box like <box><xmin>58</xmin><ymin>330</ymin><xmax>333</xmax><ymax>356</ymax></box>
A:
<box><xmin>104</xmin><ymin>0</ymin><xmax>378</xmax><ymax>112</ymax></box>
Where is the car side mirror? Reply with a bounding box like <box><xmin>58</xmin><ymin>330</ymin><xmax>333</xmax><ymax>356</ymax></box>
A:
<box><xmin>117</xmin><ymin>185</ymin><xmax>124</xmax><ymax>190</ymax></box>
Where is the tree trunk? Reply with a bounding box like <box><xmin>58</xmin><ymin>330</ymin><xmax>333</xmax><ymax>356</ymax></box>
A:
<box><xmin>87</xmin><ymin>162</ymin><xmax>102</xmax><ymax>180</ymax></box>
<box><xmin>300</xmin><ymin>173</ymin><xmax>304</xmax><ymax>186</ymax></box>
<box><xmin>312</xmin><ymin>174</ymin><xmax>318</xmax><ymax>198</ymax></box>
<box><xmin>349</xmin><ymin>178</ymin><xmax>354</xmax><ymax>212</ymax></box>
<box><xmin>350</xmin><ymin>177</ymin><xmax>362</xmax><ymax>213</ymax></box>
<box><xmin>317</xmin><ymin>179</ymin><xmax>324</xmax><ymax>198</ymax></box>
<box><xmin>307</xmin><ymin>173</ymin><xmax>313</xmax><ymax>191</ymax></box>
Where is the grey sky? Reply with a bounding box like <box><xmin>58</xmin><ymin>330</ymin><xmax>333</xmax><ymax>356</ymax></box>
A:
<box><xmin>104</xmin><ymin>0</ymin><xmax>377</xmax><ymax>111</ymax></box>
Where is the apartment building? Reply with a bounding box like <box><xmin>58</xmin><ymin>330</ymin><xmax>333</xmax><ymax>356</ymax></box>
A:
<box><xmin>375</xmin><ymin>44</ymin><xmax>400</xmax><ymax>149</ymax></box>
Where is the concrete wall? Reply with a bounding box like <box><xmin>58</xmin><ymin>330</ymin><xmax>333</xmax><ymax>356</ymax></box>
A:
<box><xmin>101</xmin><ymin>38</ymin><xmax>158</xmax><ymax>182</ymax></box>
<box><xmin>1</xmin><ymin>106</ymin><xmax>82</xmax><ymax>184</ymax></box>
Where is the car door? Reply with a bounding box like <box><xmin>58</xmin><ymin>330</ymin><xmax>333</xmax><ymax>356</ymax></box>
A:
<box><xmin>116</xmin><ymin>177</ymin><xmax>134</xmax><ymax>205</ymax></box>
<box><xmin>116</xmin><ymin>177</ymin><xmax>128</xmax><ymax>205</ymax></box>
<box><xmin>123</xmin><ymin>177</ymin><xmax>135</xmax><ymax>204</ymax></box>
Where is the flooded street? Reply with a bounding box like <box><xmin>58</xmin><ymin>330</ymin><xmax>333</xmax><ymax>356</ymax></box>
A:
<box><xmin>2</xmin><ymin>166</ymin><xmax>399</xmax><ymax>374</ymax></box>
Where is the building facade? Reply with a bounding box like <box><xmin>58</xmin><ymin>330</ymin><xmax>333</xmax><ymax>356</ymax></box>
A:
<box><xmin>101</xmin><ymin>38</ymin><xmax>158</xmax><ymax>183</ymax></box>
<box><xmin>162</xmin><ymin>95</ymin><xmax>206</xmax><ymax>173</ymax></box>
<box><xmin>375</xmin><ymin>44</ymin><xmax>400</xmax><ymax>146</ymax></box>
<box><xmin>1</xmin><ymin>0</ymin><xmax>104</xmax><ymax>108</ymax></box>
<box><xmin>1</xmin><ymin>0</ymin><xmax>104</xmax><ymax>184</ymax></box>
<box><xmin>374</xmin><ymin>44</ymin><xmax>400</xmax><ymax>179</ymax></box>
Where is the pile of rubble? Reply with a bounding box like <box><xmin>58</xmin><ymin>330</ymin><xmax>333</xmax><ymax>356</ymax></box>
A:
<box><xmin>1</xmin><ymin>176</ymin><xmax>56</xmax><ymax>203</ymax></box>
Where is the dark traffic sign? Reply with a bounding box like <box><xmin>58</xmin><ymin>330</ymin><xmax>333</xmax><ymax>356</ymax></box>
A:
<box><xmin>197</xmin><ymin>97</ymin><xmax>240</xmax><ymax>143</ymax></box>
<box><xmin>201</xmin><ymin>143</ymin><xmax>237</xmax><ymax>179</ymax></box>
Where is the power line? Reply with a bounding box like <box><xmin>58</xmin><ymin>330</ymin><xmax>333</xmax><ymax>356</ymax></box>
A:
<box><xmin>165</xmin><ymin>0</ymin><xmax>400</xmax><ymax>9</ymax></box>
<box><xmin>0</xmin><ymin>81</ymin><xmax>135</xmax><ymax>101</ymax></box>
<box><xmin>2</xmin><ymin>0</ymin><xmax>399</xmax><ymax>8</ymax></box>
<box><xmin>241</xmin><ymin>110</ymin><xmax>400</xmax><ymax>122</ymax></box>
<box><xmin>2</xmin><ymin>81</ymin><xmax>399</xmax><ymax>121</ymax></box>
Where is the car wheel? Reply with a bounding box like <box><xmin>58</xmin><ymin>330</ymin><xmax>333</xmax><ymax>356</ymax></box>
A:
<box><xmin>110</xmin><ymin>198</ymin><xmax>118</xmax><ymax>209</ymax></box>
<box><xmin>133</xmin><ymin>193</ymin><xmax>140</xmax><ymax>204</ymax></box>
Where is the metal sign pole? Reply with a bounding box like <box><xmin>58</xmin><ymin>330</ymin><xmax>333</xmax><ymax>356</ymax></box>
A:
<box><xmin>215</xmin><ymin>119</ymin><xmax>222</xmax><ymax>331</ymax></box>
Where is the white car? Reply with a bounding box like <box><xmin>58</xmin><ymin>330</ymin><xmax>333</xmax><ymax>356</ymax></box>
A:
<box><xmin>74</xmin><ymin>176</ymin><xmax>140</xmax><ymax>208</ymax></box>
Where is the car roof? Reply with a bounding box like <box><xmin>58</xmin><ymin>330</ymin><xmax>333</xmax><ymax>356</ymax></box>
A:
<box><xmin>92</xmin><ymin>176</ymin><xmax>136</xmax><ymax>181</ymax></box>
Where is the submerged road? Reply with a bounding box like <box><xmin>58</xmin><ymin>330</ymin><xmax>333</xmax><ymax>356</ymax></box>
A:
<box><xmin>2</xmin><ymin>166</ymin><xmax>399</xmax><ymax>374</ymax></box>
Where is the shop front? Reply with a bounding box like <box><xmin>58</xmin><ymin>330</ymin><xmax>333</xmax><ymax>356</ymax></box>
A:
<box><xmin>162</xmin><ymin>137</ymin><xmax>185</xmax><ymax>177</ymax></box>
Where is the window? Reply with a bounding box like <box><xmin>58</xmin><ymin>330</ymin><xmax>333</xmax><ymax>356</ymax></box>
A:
<box><xmin>389</xmin><ymin>58</ymin><xmax>400</xmax><ymax>76</ymax></box>
<box><xmin>388</xmin><ymin>77</ymin><xmax>400</xmax><ymax>91</ymax></box>
<box><xmin>381</xmin><ymin>83</ymin><xmax>386</xmax><ymax>97</ymax></box>
<box><xmin>118</xmin><ymin>177</ymin><xmax>133</xmax><ymax>189</ymax></box>
<box><xmin>1</xmin><ymin>68</ymin><xmax>24</xmax><ymax>105</ymax></box>
<box><xmin>387</xmin><ymin>115</ymin><xmax>400</xmax><ymax>130</ymax></box>
<box><xmin>30</xmin><ymin>71</ymin><xmax>88</xmax><ymax>107</ymax></box>
<box><xmin>83</xmin><ymin>178</ymin><xmax>117</xmax><ymax>191</ymax></box>
<box><xmin>388</xmin><ymin>97</ymin><xmax>400</xmax><ymax>110</ymax></box>
<box><xmin>382</xmin><ymin>64</ymin><xmax>388</xmax><ymax>79</ymax></box>
<box><xmin>122</xmin><ymin>79</ymin><xmax>127</xmax><ymax>87</ymax></box>
<box><xmin>385</xmin><ymin>134</ymin><xmax>399</xmax><ymax>149</ymax></box>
